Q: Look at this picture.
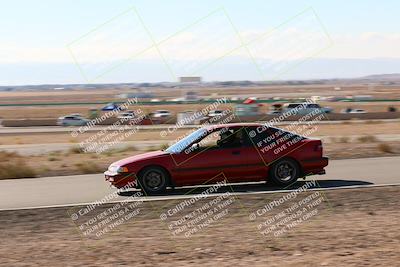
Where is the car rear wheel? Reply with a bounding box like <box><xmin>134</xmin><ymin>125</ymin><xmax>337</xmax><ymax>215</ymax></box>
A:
<box><xmin>138</xmin><ymin>166</ymin><xmax>168</xmax><ymax>195</ymax></box>
<box><xmin>269</xmin><ymin>158</ymin><xmax>300</xmax><ymax>186</ymax></box>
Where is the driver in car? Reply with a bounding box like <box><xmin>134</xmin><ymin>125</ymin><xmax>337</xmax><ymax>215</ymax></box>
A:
<box><xmin>217</xmin><ymin>129</ymin><xmax>243</xmax><ymax>148</ymax></box>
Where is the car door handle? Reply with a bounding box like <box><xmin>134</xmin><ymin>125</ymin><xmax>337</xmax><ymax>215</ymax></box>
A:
<box><xmin>232</xmin><ymin>151</ymin><xmax>241</xmax><ymax>155</ymax></box>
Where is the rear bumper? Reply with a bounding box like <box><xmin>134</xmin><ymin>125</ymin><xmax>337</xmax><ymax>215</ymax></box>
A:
<box><xmin>301</xmin><ymin>156</ymin><xmax>329</xmax><ymax>165</ymax></box>
<box><xmin>301</xmin><ymin>156</ymin><xmax>329</xmax><ymax>176</ymax></box>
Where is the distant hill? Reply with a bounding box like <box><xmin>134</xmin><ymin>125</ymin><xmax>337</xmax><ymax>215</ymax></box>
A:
<box><xmin>361</xmin><ymin>73</ymin><xmax>400</xmax><ymax>81</ymax></box>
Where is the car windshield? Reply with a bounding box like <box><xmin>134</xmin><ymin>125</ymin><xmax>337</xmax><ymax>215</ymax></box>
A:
<box><xmin>165</xmin><ymin>128</ymin><xmax>208</xmax><ymax>154</ymax></box>
<box><xmin>287</xmin><ymin>104</ymin><xmax>301</xmax><ymax>108</ymax></box>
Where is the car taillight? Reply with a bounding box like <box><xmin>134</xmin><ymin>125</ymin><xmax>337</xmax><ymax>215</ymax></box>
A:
<box><xmin>314</xmin><ymin>143</ymin><xmax>323</xmax><ymax>151</ymax></box>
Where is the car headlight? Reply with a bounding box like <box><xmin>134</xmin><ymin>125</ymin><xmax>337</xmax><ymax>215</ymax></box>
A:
<box><xmin>109</xmin><ymin>165</ymin><xmax>129</xmax><ymax>173</ymax></box>
<box><xmin>117</xmin><ymin>166</ymin><xmax>129</xmax><ymax>173</ymax></box>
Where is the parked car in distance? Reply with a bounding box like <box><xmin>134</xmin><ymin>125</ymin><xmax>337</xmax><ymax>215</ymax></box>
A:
<box><xmin>105</xmin><ymin>123</ymin><xmax>328</xmax><ymax>195</ymax></box>
<box><xmin>267</xmin><ymin>103</ymin><xmax>283</xmax><ymax>115</ymax></box>
<box><xmin>284</xmin><ymin>103</ymin><xmax>332</xmax><ymax>115</ymax></box>
<box><xmin>102</xmin><ymin>102</ymin><xmax>125</xmax><ymax>111</ymax></box>
<box><xmin>208</xmin><ymin>110</ymin><xmax>226</xmax><ymax>117</ymax></box>
<box><xmin>69</xmin><ymin>113</ymin><xmax>84</xmax><ymax>117</ymax></box>
<box><xmin>117</xmin><ymin>111</ymin><xmax>136</xmax><ymax>119</ymax></box>
<box><xmin>176</xmin><ymin>110</ymin><xmax>208</xmax><ymax>125</ymax></box>
<box><xmin>151</xmin><ymin>110</ymin><xmax>171</xmax><ymax>118</ymax></box>
<box><xmin>267</xmin><ymin>110</ymin><xmax>283</xmax><ymax>115</ymax></box>
<box><xmin>340</xmin><ymin>108</ymin><xmax>367</xmax><ymax>114</ymax></box>
<box><xmin>57</xmin><ymin>114</ymin><xmax>89</xmax><ymax>126</ymax></box>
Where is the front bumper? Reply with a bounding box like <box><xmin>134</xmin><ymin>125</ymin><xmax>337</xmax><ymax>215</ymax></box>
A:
<box><xmin>104</xmin><ymin>171</ymin><xmax>137</xmax><ymax>189</ymax></box>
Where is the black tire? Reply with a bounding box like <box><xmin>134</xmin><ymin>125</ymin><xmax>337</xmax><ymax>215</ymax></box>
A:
<box><xmin>268</xmin><ymin>158</ymin><xmax>300</xmax><ymax>186</ymax></box>
<box><xmin>138</xmin><ymin>166</ymin><xmax>169</xmax><ymax>195</ymax></box>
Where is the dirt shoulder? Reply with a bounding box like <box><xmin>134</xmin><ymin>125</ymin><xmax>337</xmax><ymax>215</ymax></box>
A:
<box><xmin>1</xmin><ymin>186</ymin><xmax>399</xmax><ymax>266</ymax></box>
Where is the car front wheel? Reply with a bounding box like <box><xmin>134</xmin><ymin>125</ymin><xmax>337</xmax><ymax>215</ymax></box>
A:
<box><xmin>138</xmin><ymin>166</ymin><xmax>168</xmax><ymax>195</ymax></box>
<box><xmin>269</xmin><ymin>158</ymin><xmax>300</xmax><ymax>186</ymax></box>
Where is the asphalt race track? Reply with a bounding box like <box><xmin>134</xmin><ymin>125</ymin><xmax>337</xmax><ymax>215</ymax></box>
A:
<box><xmin>0</xmin><ymin>156</ymin><xmax>399</xmax><ymax>210</ymax></box>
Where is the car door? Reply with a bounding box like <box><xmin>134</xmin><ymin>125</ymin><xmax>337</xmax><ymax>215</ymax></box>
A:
<box><xmin>71</xmin><ymin>116</ymin><xmax>84</xmax><ymax>126</ymax></box>
<box><xmin>170</xmin><ymin>147</ymin><xmax>227</xmax><ymax>186</ymax></box>
<box><xmin>169</xmin><ymin>128</ymin><xmax>228</xmax><ymax>185</ymax></box>
<box><xmin>210</xmin><ymin>144</ymin><xmax>265</xmax><ymax>183</ymax></box>
<box><xmin>63</xmin><ymin>116</ymin><xmax>74</xmax><ymax>126</ymax></box>
<box><xmin>222</xmin><ymin>127</ymin><xmax>267</xmax><ymax>182</ymax></box>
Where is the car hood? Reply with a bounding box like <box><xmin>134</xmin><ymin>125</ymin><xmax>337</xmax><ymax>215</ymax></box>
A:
<box><xmin>111</xmin><ymin>150</ymin><xmax>169</xmax><ymax>166</ymax></box>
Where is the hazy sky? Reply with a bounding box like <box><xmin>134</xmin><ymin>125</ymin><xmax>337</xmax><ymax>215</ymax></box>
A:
<box><xmin>1</xmin><ymin>0</ymin><xmax>399</xmax><ymax>85</ymax></box>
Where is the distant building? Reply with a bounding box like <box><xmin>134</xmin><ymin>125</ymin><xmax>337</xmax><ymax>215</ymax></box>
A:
<box><xmin>179</xmin><ymin>76</ymin><xmax>202</xmax><ymax>83</ymax></box>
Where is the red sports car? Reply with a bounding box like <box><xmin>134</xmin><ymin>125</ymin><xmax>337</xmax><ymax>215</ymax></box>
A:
<box><xmin>104</xmin><ymin>123</ymin><xmax>328</xmax><ymax>194</ymax></box>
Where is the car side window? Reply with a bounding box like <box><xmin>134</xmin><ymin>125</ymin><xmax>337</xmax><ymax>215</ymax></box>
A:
<box><xmin>288</xmin><ymin>104</ymin><xmax>300</xmax><ymax>109</ymax></box>
<box><xmin>194</xmin><ymin>128</ymin><xmax>254</xmax><ymax>150</ymax></box>
<box><xmin>197</xmin><ymin>130</ymin><xmax>220</xmax><ymax>148</ymax></box>
<box><xmin>308</xmin><ymin>104</ymin><xmax>320</xmax><ymax>108</ymax></box>
<box><xmin>247</xmin><ymin>126</ymin><xmax>276</xmax><ymax>147</ymax></box>
<box><xmin>216</xmin><ymin>128</ymin><xmax>252</xmax><ymax>149</ymax></box>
